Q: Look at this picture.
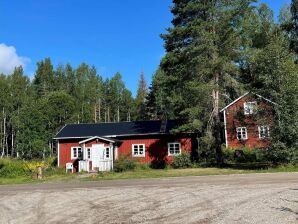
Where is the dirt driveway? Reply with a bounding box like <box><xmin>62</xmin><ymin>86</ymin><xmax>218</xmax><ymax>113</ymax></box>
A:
<box><xmin>0</xmin><ymin>172</ymin><xmax>297</xmax><ymax>224</ymax></box>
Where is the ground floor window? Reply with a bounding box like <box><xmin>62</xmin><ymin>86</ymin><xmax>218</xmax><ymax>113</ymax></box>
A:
<box><xmin>71</xmin><ymin>147</ymin><xmax>82</xmax><ymax>159</ymax></box>
<box><xmin>132</xmin><ymin>144</ymin><xmax>145</xmax><ymax>157</ymax></box>
<box><xmin>168</xmin><ymin>143</ymin><xmax>181</xmax><ymax>156</ymax></box>
<box><xmin>86</xmin><ymin>148</ymin><xmax>91</xmax><ymax>159</ymax></box>
<box><xmin>259</xmin><ymin>126</ymin><xmax>270</xmax><ymax>138</ymax></box>
<box><xmin>105</xmin><ymin>147</ymin><xmax>110</xmax><ymax>159</ymax></box>
<box><xmin>236</xmin><ymin>127</ymin><xmax>247</xmax><ymax>140</ymax></box>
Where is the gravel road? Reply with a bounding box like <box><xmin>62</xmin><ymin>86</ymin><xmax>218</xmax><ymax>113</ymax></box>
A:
<box><xmin>0</xmin><ymin>172</ymin><xmax>297</xmax><ymax>224</ymax></box>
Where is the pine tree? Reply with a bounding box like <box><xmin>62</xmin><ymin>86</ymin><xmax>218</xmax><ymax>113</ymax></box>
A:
<box><xmin>160</xmin><ymin>0</ymin><xmax>255</xmax><ymax>164</ymax></box>
<box><xmin>135</xmin><ymin>71</ymin><xmax>148</xmax><ymax>120</ymax></box>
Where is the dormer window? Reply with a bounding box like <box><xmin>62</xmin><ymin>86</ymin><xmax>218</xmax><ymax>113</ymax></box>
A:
<box><xmin>244</xmin><ymin>102</ymin><xmax>257</xmax><ymax>115</ymax></box>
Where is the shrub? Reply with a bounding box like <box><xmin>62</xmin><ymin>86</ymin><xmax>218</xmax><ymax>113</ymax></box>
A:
<box><xmin>150</xmin><ymin>160</ymin><xmax>167</xmax><ymax>169</ymax></box>
<box><xmin>113</xmin><ymin>155</ymin><xmax>137</xmax><ymax>172</ymax></box>
<box><xmin>0</xmin><ymin>159</ymin><xmax>27</xmax><ymax>177</ymax></box>
<box><xmin>223</xmin><ymin>148</ymin><xmax>268</xmax><ymax>163</ymax></box>
<box><xmin>263</xmin><ymin>142</ymin><xmax>291</xmax><ymax>165</ymax></box>
<box><xmin>171</xmin><ymin>152</ymin><xmax>192</xmax><ymax>169</ymax></box>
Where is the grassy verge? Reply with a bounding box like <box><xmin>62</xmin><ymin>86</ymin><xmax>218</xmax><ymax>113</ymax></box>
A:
<box><xmin>84</xmin><ymin>164</ymin><xmax>298</xmax><ymax>181</ymax></box>
<box><xmin>1</xmin><ymin>164</ymin><xmax>298</xmax><ymax>185</ymax></box>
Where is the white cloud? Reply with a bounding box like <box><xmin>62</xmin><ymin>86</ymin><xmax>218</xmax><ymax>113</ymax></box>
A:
<box><xmin>0</xmin><ymin>43</ymin><xmax>30</xmax><ymax>75</ymax></box>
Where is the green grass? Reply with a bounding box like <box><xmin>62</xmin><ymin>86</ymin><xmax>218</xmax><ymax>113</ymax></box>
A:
<box><xmin>1</xmin><ymin>164</ymin><xmax>298</xmax><ymax>185</ymax></box>
<box><xmin>84</xmin><ymin>165</ymin><xmax>298</xmax><ymax>181</ymax></box>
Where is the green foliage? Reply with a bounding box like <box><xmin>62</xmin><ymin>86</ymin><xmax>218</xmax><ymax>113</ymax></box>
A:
<box><xmin>0</xmin><ymin>159</ymin><xmax>27</xmax><ymax>177</ymax></box>
<box><xmin>171</xmin><ymin>153</ymin><xmax>192</xmax><ymax>169</ymax></box>
<box><xmin>223</xmin><ymin>148</ymin><xmax>268</xmax><ymax>163</ymax></box>
<box><xmin>113</xmin><ymin>155</ymin><xmax>137</xmax><ymax>172</ymax></box>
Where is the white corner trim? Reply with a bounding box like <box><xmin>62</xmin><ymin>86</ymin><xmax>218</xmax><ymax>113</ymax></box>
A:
<box><xmin>223</xmin><ymin>110</ymin><xmax>228</xmax><ymax>147</ymax></box>
<box><xmin>57</xmin><ymin>140</ymin><xmax>60</xmax><ymax>167</ymax></box>
<box><xmin>131</xmin><ymin>144</ymin><xmax>146</xmax><ymax>157</ymax></box>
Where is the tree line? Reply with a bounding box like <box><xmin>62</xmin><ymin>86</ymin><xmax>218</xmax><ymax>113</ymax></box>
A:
<box><xmin>0</xmin><ymin>0</ymin><xmax>297</xmax><ymax>163</ymax></box>
<box><xmin>0</xmin><ymin>60</ymin><xmax>148</xmax><ymax>159</ymax></box>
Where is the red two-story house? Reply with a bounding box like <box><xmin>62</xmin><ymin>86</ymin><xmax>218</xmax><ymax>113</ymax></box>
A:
<box><xmin>221</xmin><ymin>92</ymin><xmax>277</xmax><ymax>149</ymax></box>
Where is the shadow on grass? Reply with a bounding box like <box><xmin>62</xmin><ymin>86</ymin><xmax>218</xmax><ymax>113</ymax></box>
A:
<box><xmin>221</xmin><ymin>162</ymin><xmax>274</xmax><ymax>170</ymax></box>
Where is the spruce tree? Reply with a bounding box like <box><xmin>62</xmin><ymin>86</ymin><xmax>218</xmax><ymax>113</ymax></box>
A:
<box><xmin>160</xmin><ymin>0</ymin><xmax>255</xmax><ymax>164</ymax></box>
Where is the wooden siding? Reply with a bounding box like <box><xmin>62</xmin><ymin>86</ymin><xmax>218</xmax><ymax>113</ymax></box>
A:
<box><xmin>58</xmin><ymin>136</ymin><xmax>193</xmax><ymax>171</ymax></box>
<box><xmin>225</xmin><ymin>94</ymin><xmax>274</xmax><ymax>149</ymax></box>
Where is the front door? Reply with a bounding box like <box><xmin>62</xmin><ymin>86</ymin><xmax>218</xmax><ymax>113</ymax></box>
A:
<box><xmin>91</xmin><ymin>144</ymin><xmax>113</xmax><ymax>171</ymax></box>
<box><xmin>91</xmin><ymin>144</ymin><xmax>104</xmax><ymax>170</ymax></box>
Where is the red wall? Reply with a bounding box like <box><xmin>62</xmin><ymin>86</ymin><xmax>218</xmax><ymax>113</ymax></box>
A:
<box><xmin>117</xmin><ymin>137</ymin><xmax>192</xmax><ymax>163</ymax></box>
<box><xmin>58</xmin><ymin>136</ymin><xmax>192</xmax><ymax>170</ymax></box>
<box><xmin>224</xmin><ymin>95</ymin><xmax>274</xmax><ymax>149</ymax></box>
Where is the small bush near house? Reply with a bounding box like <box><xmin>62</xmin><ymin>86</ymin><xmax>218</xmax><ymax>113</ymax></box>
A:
<box><xmin>171</xmin><ymin>153</ymin><xmax>192</xmax><ymax>169</ymax></box>
<box><xmin>113</xmin><ymin>155</ymin><xmax>137</xmax><ymax>172</ymax></box>
<box><xmin>223</xmin><ymin>148</ymin><xmax>268</xmax><ymax>164</ymax></box>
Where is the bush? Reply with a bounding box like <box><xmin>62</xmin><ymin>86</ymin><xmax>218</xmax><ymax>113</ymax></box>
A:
<box><xmin>171</xmin><ymin>153</ymin><xmax>192</xmax><ymax>169</ymax></box>
<box><xmin>113</xmin><ymin>155</ymin><xmax>137</xmax><ymax>172</ymax></box>
<box><xmin>150</xmin><ymin>160</ymin><xmax>167</xmax><ymax>169</ymax></box>
<box><xmin>263</xmin><ymin>142</ymin><xmax>291</xmax><ymax>165</ymax></box>
<box><xmin>0</xmin><ymin>159</ymin><xmax>27</xmax><ymax>177</ymax></box>
<box><xmin>223</xmin><ymin>148</ymin><xmax>268</xmax><ymax>163</ymax></box>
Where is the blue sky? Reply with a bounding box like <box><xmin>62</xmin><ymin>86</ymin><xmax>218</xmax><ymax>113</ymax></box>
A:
<box><xmin>0</xmin><ymin>0</ymin><xmax>290</xmax><ymax>96</ymax></box>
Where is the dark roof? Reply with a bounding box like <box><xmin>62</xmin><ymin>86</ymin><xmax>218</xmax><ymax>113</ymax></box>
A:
<box><xmin>54</xmin><ymin>120</ymin><xmax>183</xmax><ymax>139</ymax></box>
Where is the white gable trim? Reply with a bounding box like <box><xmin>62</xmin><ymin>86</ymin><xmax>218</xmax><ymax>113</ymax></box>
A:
<box><xmin>79</xmin><ymin>136</ymin><xmax>115</xmax><ymax>144</ymax></box>
<box><xmin>220</xmin><ymin>92</ymin><xmax>249</xmax><ymax>112</ymax></box>
<box><xmin>220</xmin><ymin>92</ymin><xmax>277</xmax><ymax>112</ymax></box>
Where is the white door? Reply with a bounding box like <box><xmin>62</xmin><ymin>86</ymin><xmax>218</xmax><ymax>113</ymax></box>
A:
<box><xmin>91</xmin><ymin>144</ymin><xmax>105</xmax><ymax>170</ymax></box>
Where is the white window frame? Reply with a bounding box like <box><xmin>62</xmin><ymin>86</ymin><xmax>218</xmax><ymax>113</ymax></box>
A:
<box><xmin>236</xmin><ymin>127</ymin><xmax>248</xmax><ymax>140</ymax></box>
<box><xmin>244</xmin><ymin>101</ymin><xmax>257</xmax><ymax>115</ymax></box>
<box><xmin>86</xmin><ymin>147</ymin><xmax>91</xmax><ymax>159</ymax></box>
<box><xmin>168</xmin><ymin>142</ymin><xmax>181</xmax><ymax>156</ymax></box>
<box><xmin>258</xmin><ymin>126</ymin><xmax>270</xmax><ymax>139</ymax></box>
<box><xmin>71</xmin><ymin>147</ymin><xmax>82</xmax><ymax>160</ymax></box>
<box><xmin>105</xmin><ymin>147</ymin><xmax>110</xmax><ymax>159</ymax></box>
<box><xmin>132</xmin><ymin>144</ymin><xmax>145</xmax><ymax>157</ymax></box>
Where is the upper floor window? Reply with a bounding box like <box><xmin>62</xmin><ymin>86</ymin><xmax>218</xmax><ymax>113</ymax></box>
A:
<box><xmin>71</xmin><ymin>147</ymin><xmax>82</xmax><ymax>159</ymax></box>
<box><xmin>259</xmin><ymin>126</ymin><xmax>270</xmax><ymax>138</ymax></box>
<box><xmin>168</xmin><ymin>143</ymin><xmax>181</xmax><ymax>156</ymax></box>
<box><xmin>236</xmin><ymin>127</ymin><xmax>247</xmax><ymax>140</ymax></box>
<box><xmin>132</xmin><ymin>144</ymin><xmax>145</xmax><ymax>157</ymax></box>
<box><xmin>244</xmin><ymin>102</ymin><xmax>257</xmax><ymax>115</ymax></box>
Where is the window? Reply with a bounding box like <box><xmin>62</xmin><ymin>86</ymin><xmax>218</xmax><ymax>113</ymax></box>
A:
<box><xmin>71</xmin><ymin>147</ymin><xmax>82</xmax><ymax>159</ymax></box>
<box><xmin>168</xmin><ymin>143</ymin><xmax>181</xmax><ymax>156</ymax></box>
<box><xmin>105</xmin><ymin>147</ymin><xmax>110</xmax><ymax>159</ymax></box>
<box><xmin>259</xmin><ymin>126</ymin><xmax>270</xmax><ymax>138</ymax></box>
<box><xmin>132</xmin><ymin>144</ymin><xmax>145</xmax><ymax>157</ymax></box>
<box><xmin>86</xmin><ymin>148</ymin><xmax>91</xmax><ymax>159</ymax></box>
<box><xmin>244</xmin><ymin>102</ymin><xmax>257</xmax><ymax>115</ymax></box>
<box><xmin>236</xmin><ymin>127</ymin><xmax>247</xmax><ymax>140</ymax></box>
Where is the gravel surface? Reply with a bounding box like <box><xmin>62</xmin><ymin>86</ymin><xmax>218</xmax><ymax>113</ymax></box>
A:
<box><xmin>0</xmin><ymin>172</ymin><xmax>297</xmax><ymax>224</ymax></box>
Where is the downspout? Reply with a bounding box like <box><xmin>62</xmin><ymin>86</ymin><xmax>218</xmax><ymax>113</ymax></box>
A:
<box><xmin>223</xmin><ymin>110</ymin><xmax>228</xmax><ymax>148</ymax></box>
<box><xmin>57</xmin><ymin>140</ymin><xmax>60</xmax><ymax>167</ymax></box>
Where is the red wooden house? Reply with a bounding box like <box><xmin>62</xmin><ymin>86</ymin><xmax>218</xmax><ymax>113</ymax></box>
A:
<box><xmin>221</xmin><ymin>92</ymin><xmax>276</xmax><ymax>149</ymax></box>
<box><xmin>54</xmin><ymin>120</ymin><xmax>193</xmax><ymax>172</ymax></box>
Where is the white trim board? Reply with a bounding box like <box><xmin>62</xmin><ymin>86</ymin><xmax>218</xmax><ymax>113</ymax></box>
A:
<box><xmin>79</xmin><ymin>136</ymin><xmax>116</xmax><ymax>144</ymax></box>
<box><xmin>220</xmin><ymin>92</ymin><xmax>277</xmax><ymax>112</ymax></box>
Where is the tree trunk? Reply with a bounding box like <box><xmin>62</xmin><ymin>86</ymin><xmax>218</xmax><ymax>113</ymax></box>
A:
<box><xmin>117</xmin><ymin>106</ymin><xmax>120</xmax><ymax>122</ymax></box>
<box><xmin>213</xmin><ymin>72</ymin><xmax>223</xmax><ymax>165</ymax></box>
<box><xmin>2</xmin><ymin>108</ymin><xmax>6</xmax><ymax>158</ymax></box>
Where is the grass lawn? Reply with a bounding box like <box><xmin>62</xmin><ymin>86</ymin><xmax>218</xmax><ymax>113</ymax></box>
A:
<box><xmin>1</xmin><ymin>165</ymin><xmax>298</xmax><ymax>185</ymax></box>
<box><xmin>84</xmin><ymin>165</ymin><xmax>298</xmax><ymax>181</ymax></box>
